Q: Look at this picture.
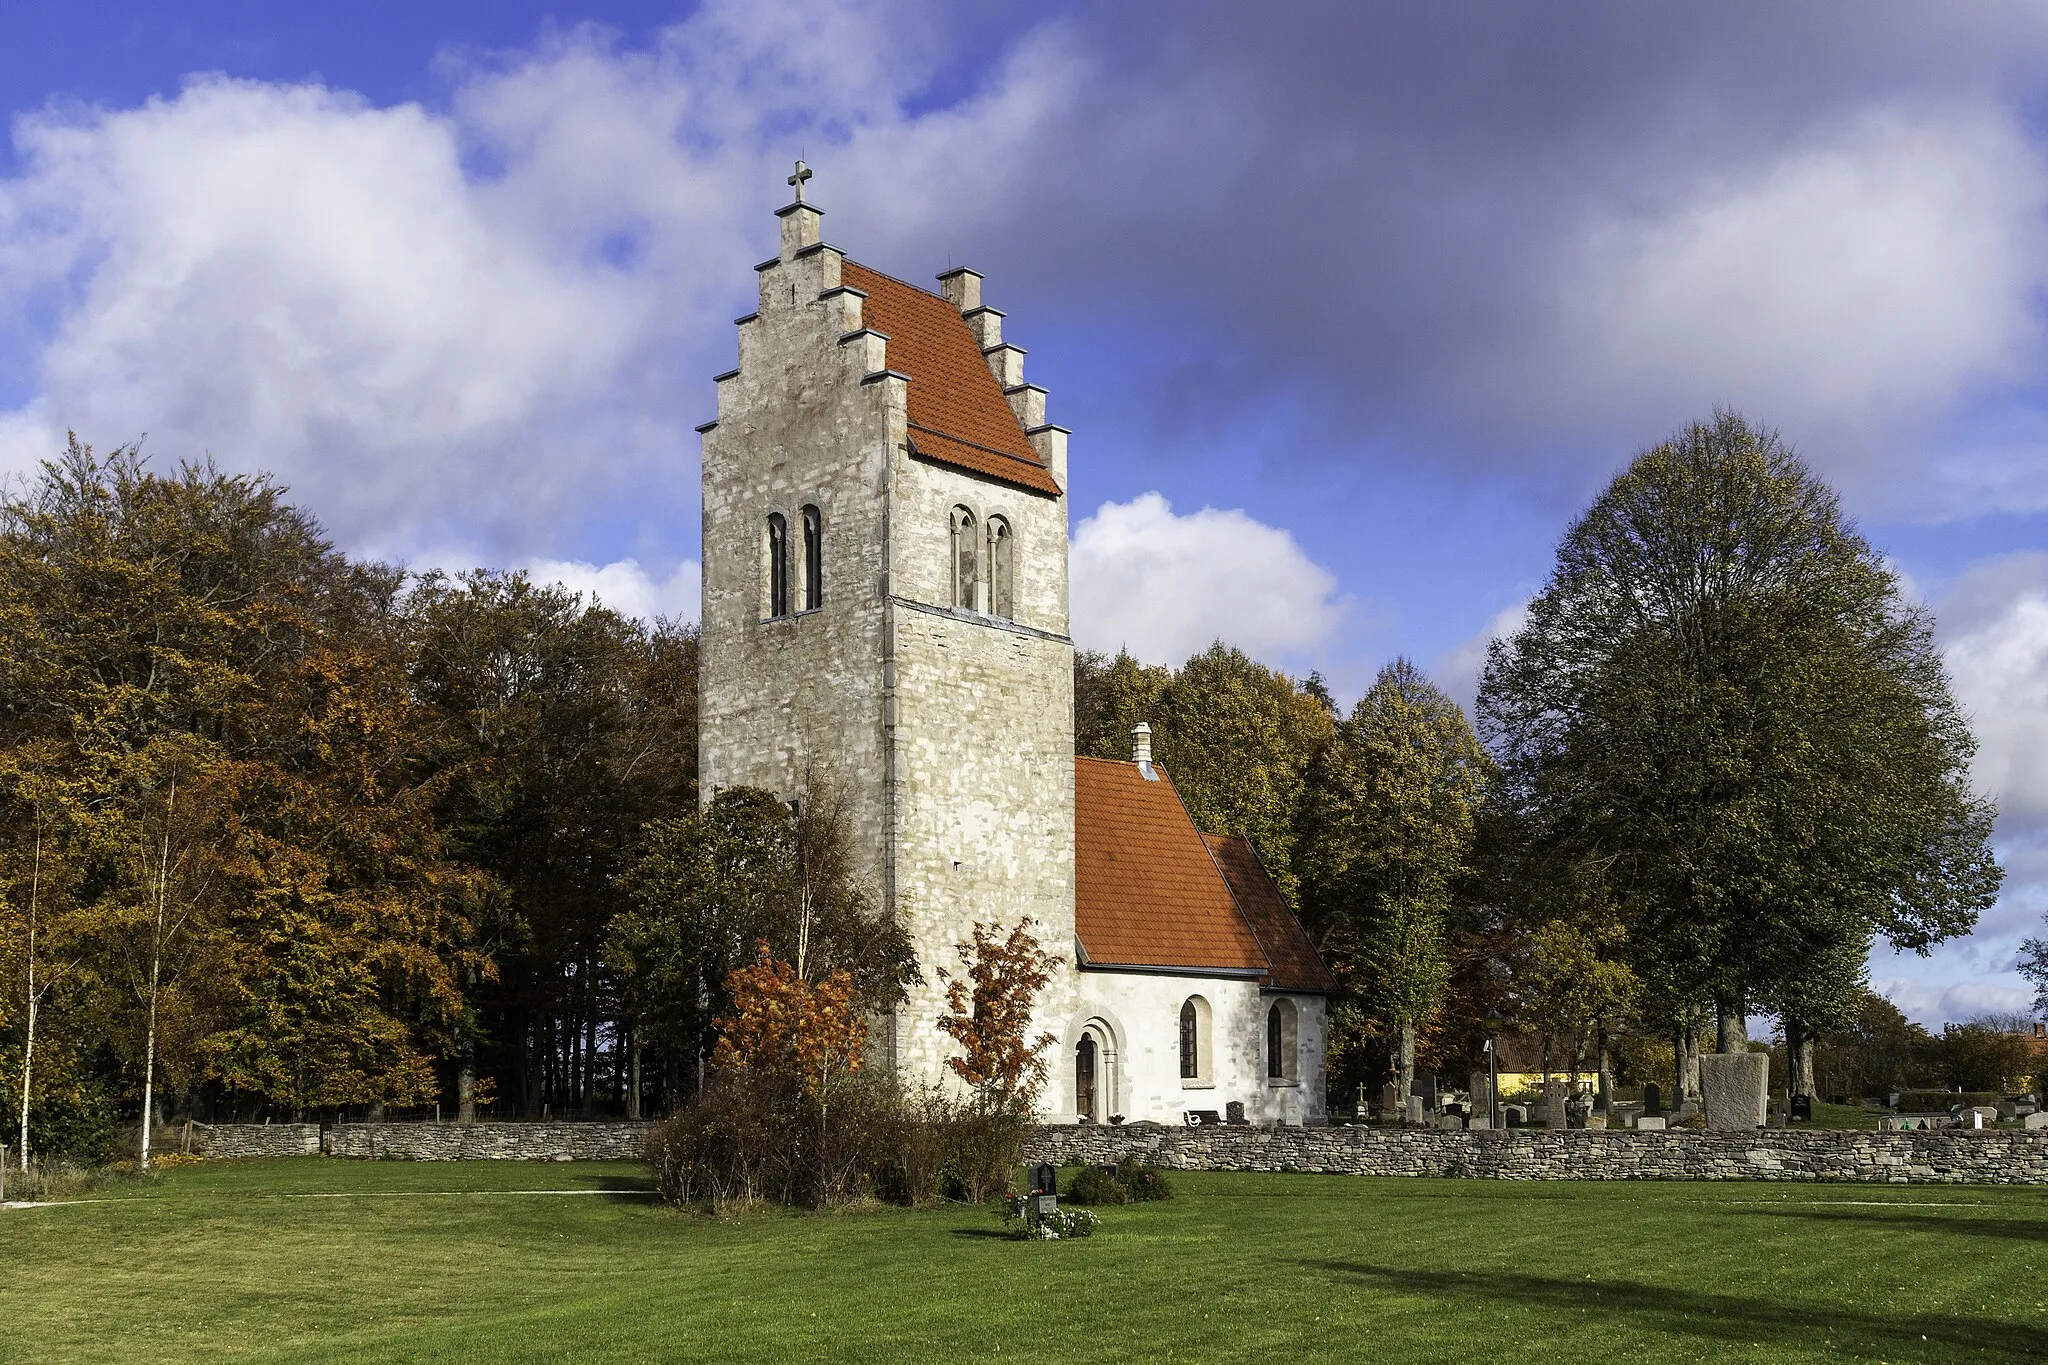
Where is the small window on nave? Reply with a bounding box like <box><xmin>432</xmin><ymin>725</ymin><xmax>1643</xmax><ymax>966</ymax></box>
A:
<box><xmin>1179</xmin><ymin>996</ymin><xmax>1212</xmax><ymax>1086</ymax></box>
<box><xmin>1266</xmin><ymin>999</ymin><xmax>1299</xmax><ymax>1082</ymax></box>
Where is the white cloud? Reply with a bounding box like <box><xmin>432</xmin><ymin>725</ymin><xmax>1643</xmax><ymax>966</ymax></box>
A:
<box><xmin>0</xmin><ymin>0</ymin><xmax>1081</xmax><ymax>565</ymax></box>
<box><xmin>522</xmin><ymin>556</ymin><xmax>700</xmax><ymax>623</ymax></box>
<box><xmin>1942</xmin><ymin>552</ymin><xmax>2048</xmax><ymax>821</ymax></box>
<box><xmin>1437</xmin><ymin>599</ymin><xmax>1530</xmax><ymax>712</ymax></box>
<box><xmin>1543</xmin><ymin>104</ymin><xmax>2048</xmax><ymax>511</ymax></box>
<box><xmin>1068</xmin><ymin>492</ymin><xmax>1343</xmax><ymax>667</ymax></box>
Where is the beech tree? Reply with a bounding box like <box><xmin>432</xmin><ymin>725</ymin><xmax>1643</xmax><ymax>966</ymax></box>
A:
<box><xmin>1479</xmin><ymin>413</ymin><xmax>2001</xmax><ymax>1053</ymax></box>
<box><xmin>1298</xmin><ymin>659</ymin><xmax>1491</xmax><ymax>1106</ymax></box>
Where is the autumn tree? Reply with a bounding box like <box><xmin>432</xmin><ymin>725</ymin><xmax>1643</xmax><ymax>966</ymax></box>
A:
<box><xmin>936</xmin><ymin>920</ymin><xmax>1059</xmax><ymax>1114</ymax></box>
<box><xmin>1298</xmin><ymin>659</ymin><xmax>1491</xmax><ymax>1106</ymax></box>
<box><xmin>1479</xmin><ymin>413</ymin><xmax>2001</xmax><ymax>1061</ymax></box>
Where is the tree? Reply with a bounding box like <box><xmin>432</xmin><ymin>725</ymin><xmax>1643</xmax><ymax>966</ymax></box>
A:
<box><xmin>1298</xmin><ymin>659</ymin><xmax>1491</xmax><ymax>1106</ymax></box>
<box><xmin>1074</xmin><ymin>649</ymin><xmax>1169</xmax><ymax>760</ymax></box>
<box><xmin>607</xmin><ymin>786</ymin><xmax>913</xmax><ymax>1107</ymax></box>
<box><xmin>935</xmin><ymin>920</ymin><xmax>1058</xmax><ymax>1113</ymax></box>
<box><xmin>1479</xmin><ymin>412</ymin><xmax>2001</xmax><ymax>1058</ymax></box>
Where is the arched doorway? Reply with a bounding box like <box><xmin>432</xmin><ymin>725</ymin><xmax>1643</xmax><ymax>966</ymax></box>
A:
<box><xmin>1076</xmin><ymin>1033</ymin><xmax>1099</xmax><ymax>1122</ymax></box>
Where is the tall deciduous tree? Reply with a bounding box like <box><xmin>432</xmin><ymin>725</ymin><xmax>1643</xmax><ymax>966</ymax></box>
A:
<box><xmin>1298</xmin><ymin>659</ymin><xmax>1491</xmax><ymax>1105</ymax></box>
<box><xmin>1479</xmin><ymin>413</ymin><xmax>2000</xmax><ymax>1057</ymax></box>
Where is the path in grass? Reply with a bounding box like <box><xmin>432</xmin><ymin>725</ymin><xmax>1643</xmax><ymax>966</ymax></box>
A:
<box><xmin>3</xmin><ymin>1159</ymin><xmax>2044</xmax><ymax>1364</ymax></box>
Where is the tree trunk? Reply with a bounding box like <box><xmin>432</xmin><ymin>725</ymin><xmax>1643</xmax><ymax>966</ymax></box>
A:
<box><xmin>1682</xmin><ymin>1026</ymin><xmax>1702</xmax><ymax>1104</ymax></box>
<box><xmin>1397</xmin><ymin>1020</ymin><xmax>1417</xmax><ymax>1119</ymax></box>
<box><xmin>1786</xmin><ymin>1017</ymin><xmax>1815</xmax><ymax>1100</ymax></box>
<box><xmin>19</xmin><ymin>949</ymin><xmax>35</xmax><ymax>1170</ymax></box>
<box><xmin>139</xmin><ymin>978</ymin><xmax>159</xmax><ymax>1172</ymax></box>
<box><xmin>1716</xmin><ymin>997</ymin><xmax>1748</xmax><ymax>1053</ymax></box>
<box><xmin>627</xmin><ymin>1033</ymin><xmax>643</xmax><ymax>1121</ymax></box>
<box><xmin>1595</xmin><ymin>1021</ymin><xmax>1613</xmax><ymax>1115</ymax></box>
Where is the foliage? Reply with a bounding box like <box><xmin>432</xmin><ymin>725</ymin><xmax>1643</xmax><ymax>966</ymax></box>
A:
<box><xmin>1479</xmin><ymin>412</ymin><xmax>2001</xmax><ymax>1042</ymax></box>
<box><xmin>936</xmin><ymin>920</ymin><xmax>1058</xmax><ymax>1112</ymax></box>
<box><xmin>713</xmin><ymin>949</ymin><xmax>867</xmax><ymax>1103</ymax></box>
<box><xmin>1925</xmin><ymin>1019</ymin><xmax>2039</xmax><ymax>1094</ymax></box>
<box><xmin>608</xmin><ymin>786</ymin><xmax>914</xmax><ymax>1087</ymax></box>
<box><xmin>1063</xmin><ymin>1163</ymin><xmax>1127</xmax><ymax>1205</ymax></box>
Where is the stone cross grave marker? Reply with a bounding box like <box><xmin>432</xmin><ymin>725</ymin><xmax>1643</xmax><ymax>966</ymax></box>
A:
<box><xmin>1545</xmin><ymin>1079</ymin><xmax>1567</xmax><ymax>1131</ymax></box>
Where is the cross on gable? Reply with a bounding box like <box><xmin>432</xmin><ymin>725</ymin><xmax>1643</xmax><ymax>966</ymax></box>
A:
<box><xmin>787</xmin><ymin>159</ymin><xmax>813</xmax><ymax>204</ymax></box>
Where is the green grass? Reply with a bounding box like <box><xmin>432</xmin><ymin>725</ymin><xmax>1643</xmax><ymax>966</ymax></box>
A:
<box><xmin>4</xmin><ymin>1159</ymin><xmax>2045</xmax><ymax>1363</ymax></box>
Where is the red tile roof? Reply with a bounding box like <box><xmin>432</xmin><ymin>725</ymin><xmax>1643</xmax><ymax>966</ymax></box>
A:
<box><xmin>840</xmin><ymin>260</ymin><xmax>1063</xmax><ymax>497</ymax></box>
<box><xmin>1074</xmin><ymin>757</ymin><xmax>1330</xmax><ymax>992</ymax></box>
<box><xmin>1204</xmin><ymin>834</ymin><xmax>1338</xmax><ymax>993</ymax></box>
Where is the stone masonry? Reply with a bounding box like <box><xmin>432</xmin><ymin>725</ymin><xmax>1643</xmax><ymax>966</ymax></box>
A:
<box><xmin>1026</xmin><ymin>1123</ymin><xmax>2048</xmax><ymax>1184</ymax></box>
<box><xmin>698</xmin><ymin>183</ymin><xmax>1075</xmax><ymax>1088</ymax></box>
<box><xmin>324</xmin><ymin>1122</ymin><xmax>655</xmax><ymax>1161</ymax></box>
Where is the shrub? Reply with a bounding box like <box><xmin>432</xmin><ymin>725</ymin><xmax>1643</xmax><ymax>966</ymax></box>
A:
<box><xmin>1063</xmin><ymin>1165</ymin><xmax>1128</xmax><ymax>1206</ymax></box>
<box><xmin>999</xmin><ymin>1194</ymin><xmax>1098</xmax><ymax>1239</ymax></box>
<box><xmin>1116</xmin><ymin>1158</ymin><xmax>1174</xmax><ymax>1202</ymax></box>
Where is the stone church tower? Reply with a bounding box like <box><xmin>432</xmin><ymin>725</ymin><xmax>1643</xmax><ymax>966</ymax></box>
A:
<box><xmin>697</xmin><ymin>165</ymin><xmax>1077</xmax><ymax>1086</ymax></box>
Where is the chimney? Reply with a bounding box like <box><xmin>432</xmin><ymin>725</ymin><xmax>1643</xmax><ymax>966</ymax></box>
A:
<box><xmin>1132</xmin><ymin>721</ymin><xmax>1157</xmax><ymax>779</ymax></box>
<box><xmin>937</xmin><ymin>266</ymin><xmax>982</xmax><ymax>312</ymax></box>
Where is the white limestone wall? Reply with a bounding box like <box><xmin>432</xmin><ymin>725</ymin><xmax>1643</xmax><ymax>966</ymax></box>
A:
<box><xmin>1060</xmin><ymin>973</ymin><xmax>1328</xmax><ymax>1126</ymax></box>
<box><xmin>699</xmin><ymin>237</ymin><xmax>897</xmax><ymax>932</ymax></box>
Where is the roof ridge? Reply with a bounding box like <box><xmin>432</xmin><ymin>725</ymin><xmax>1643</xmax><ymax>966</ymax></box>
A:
<box><xmin>842</xmin><ymin>257</ymin><xmax>943</xmax><ymax>300</ymax></box>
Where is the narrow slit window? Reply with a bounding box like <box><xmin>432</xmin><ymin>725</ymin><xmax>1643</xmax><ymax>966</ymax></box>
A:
<box><xmin>950</xmin><ymin>506</ymin><xmax>978</xmax><ymax>610</ymax></box>
<box><xmin>801</xmin><ymin>505</ymin><xmax>823</xmax><ymax>611</ymax></box>
<box><xmin>1179</xmin><ymin>999</ymin><xmax>1198</xmax><ymax>1080</ymax></box>
<box><xmin>765</xmin><ymin>512</ymin><xmax>790</xmax><ymax>619</ymax></box>
<box><xmin>986</xmin><ymin>516</ymin><xmax>1013</xmax><ymax>620</ymax></box>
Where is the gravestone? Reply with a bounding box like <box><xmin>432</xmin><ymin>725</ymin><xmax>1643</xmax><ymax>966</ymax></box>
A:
<box><xmin>1355</xmin><ymin>1083</ymin><xmax>1369</xmax><ymax>1120</ymax></box>
<box><xmin>1969</xmin><ymin>1106</ymin><xmax>1999</xmax><ymax>1129</ymax></box>
<box><xmin>1225</xmin><ymin>1101</ymin><xmax>1247</xmax><ymax>1126</ymax></box>
<box><xmin>1404</xmin><ymin>1094</ymin><xmax>1426</xmax><ymax>1125</ymax></box>
<box><xmin>1413</xmin><ymin>1072</ymin><xmax>1438</xmax><ymax>1112</ymax></box>
<box><xmin>1635</xmin><ymin>1115</ymin><xmax>1667</xmax><ymax>1131</ymax></box>
<box><xmin>1437</xmin><ymin>1113</ymin><xmax>1465</xmax><ymax>1131</ymax></box>
<box><xmin>1380</xmin><ymin>1081</ymin><xmax>1402</xmax><ymax>1120</ymax></box>
<box><xmin>1545</xmin><ymin>1079</ymin><xmax>1567</xmax><ymax>1131</ymax></box>
<box><xmin>2024</xmin><ymin>1111</ymin><xmax>2048</xmax><ymax>1131</ymax></box>
<box><xmin>1789</xmin><ymin>1094</ymin><xmax>1813</xmax><ymax>1123</ymax></box>
<box><xmin>1504</xmin><ymin>1105</ymin><xmax>1525</xmax><ymax>1127</ymax></box>
<box><xmin>1027</xmin><ymin>1163</ymin><xmax>1056</xmax><ymax>1196</ymax></box>
<box><xmin>1468</xmin><ymin>1071</ymin><xmax>1494</xmax><ymax>1129</ymax></box>
<box><xmin>1697</xmin><ymin>1051</ymin><xmax>1769</xmax><ymax>1130</ymax></box>
<box><xmin>1642</xmin><ymin>1083</ymin><xmax>1662</xmax><ymax>1117</ymax></box>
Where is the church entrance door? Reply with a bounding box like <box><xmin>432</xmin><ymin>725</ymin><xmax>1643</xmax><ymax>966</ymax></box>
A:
<box><xmin>1076</xmin><ymin>1034</ymin><xmax>1098</xmax><ymax>1121</ymax></box>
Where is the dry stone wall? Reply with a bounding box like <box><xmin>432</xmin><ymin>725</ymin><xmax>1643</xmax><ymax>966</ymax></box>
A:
<box><xmin>325</xmin><ymin>1122</ymin><xmax>655</xmax><ymax>1161</ymax></box>
<box><xmin>1028</xmin><ymin>1123</ymin><xmax>2048</xmax><ymax>1184</ymax></box>
<box><xmin>191</xmin><ymin>1123</ymin><xmax>323</xmax><ymax>1158</ymax></box>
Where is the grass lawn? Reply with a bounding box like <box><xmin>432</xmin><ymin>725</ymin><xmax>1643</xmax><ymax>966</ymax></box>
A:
<box><xmin>4</xmin><ymin>1159</ymin><xmax>2045</xmax><ymax>1363</ymax></box>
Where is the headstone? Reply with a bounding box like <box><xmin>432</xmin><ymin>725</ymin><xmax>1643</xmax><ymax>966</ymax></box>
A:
<box><xmin>1026</xmin><ymin>1192</ymin><xmax>1058</xmax><ymax>1228</ymax></box>
<box><xmin>1642</xmin><ymin>1083</ymin><xmax>1662</xmax><ymax>1117</ymax></box>
<box><xmin>1969</xmin><ymin>1106</ymin><xmax>1999</xmax><ymax>1129</ymax></box>
<box><xmin>1405</xmin><ymin>1094</ymin><xmax>1426</xmax><ymax>1125</ymax></box>
<box><xmin>1789</xmin><ymin>1094</ymin><xmax>1813</xmax><ymax>1123</ymax></box>
<box><xmin>1504</xmin><ymin>1105</ymin><xmax>1525</xmax><ymax>1127</ymax></box>
<box><xmin>1545</xmin><ymin>1079</ymin><xmax>1567</xmax><ymax>1131</ymax></box>
<box><xmin>1355</xmin><ymin>1083</ymin><xmax>1369</xmax><ymax>1120</ymax></box>
<box><xmin>1413</xmin><ymin>1072</ymin><xmax>1438</xmax><ymax>1112</ymax></box>
<box><xmin>1697</xmin><ymin>1052</ymin><xmax>1769</xmax><ymax>1131</ymax></box>
<box><xmin>1225</xmin><ymin>1101</ymin><xmax>1247</xmax><ymax>1126</ymax></box>
<box><xmin>1674</xmin><ymin>1099</ymin><xmax>1700</xmax><ymax>1122</ymax></box>
<box><xmin>1380</xmin><ymin>1081</ymin><xmax>1402</xmax><ymax>1120</ymax></box>
<box><xmin>2023</xmin><ymin>1111</ymin><xmax>2048</xmax><ymax>1131</ymax></box>
<box><xmin>1469</xmin><ymin>1071</ymin><xmax>1494</xmax><ymax>1127</ymax></box>
<box><xmin>1445</xmin><ymin>1102</ymin><xmax>1466</xmax><ymax>1119</ymax></box>
<box><xmin>1027</xmin><ymin>1163</ymin><xmax>1056</xmax><ymax>1196</ymax></box>
<box><xmin>1437</xmin><ymin>1113</ymin><xmax>1464</xmax><ymax>1131</ymax></box>
<box><xmin>1584</xmin><ymin>1113</ymin><xmax>1608</xmax><ymax>1130</ymax></box>
<box><xmin>1635</xmin><ymin>1116</ymin><xmax>1667</xmax><ymax>1131</ymax></box>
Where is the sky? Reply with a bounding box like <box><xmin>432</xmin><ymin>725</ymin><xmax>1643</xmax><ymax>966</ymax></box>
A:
<box><xmin>1</xmin><ymin>0</ymin><xmax>2045</xmax><ymax>1027</ymax></box>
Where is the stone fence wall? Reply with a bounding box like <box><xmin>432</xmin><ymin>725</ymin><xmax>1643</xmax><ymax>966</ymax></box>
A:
<box><xmin>1025</xmin><ymin>1123</ymin><xmax>2048</xmax><ymax>1184</ymax></box>
<box><xmin>190</xmin><ymin>1121</ymin><xmax>654</xmax><ymax>1162</ymax></box>
<box><xmin>190</xmin><ymin>1123</ymin><xmax>324</xmax><ymax>1159</ymax></box>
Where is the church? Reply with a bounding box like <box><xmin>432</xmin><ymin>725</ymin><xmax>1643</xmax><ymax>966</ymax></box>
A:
<box><xmin>697</xmin><ymin>167</ymin><xmax>1332</xmax><ymax>1126</ymax></box>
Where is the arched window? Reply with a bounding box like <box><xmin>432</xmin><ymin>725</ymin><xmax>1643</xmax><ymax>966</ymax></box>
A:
<box><xmin>986</xmin><ymin>516</ymin><xmax>1013</xmax><ymax>620</ymax></box>
<box><xmin>763</xmin><ymin>512</ymin><xmax>790</xmax><ymax>619</ymax></box>
<box><xmin>950</xmin><ymin>506</ymin><xmax>979</xmax><ymax>610</ymax></box>
<box><xmin>801</xmin><ymin>505</ymin><xmax>823</xmax><ymax>611</ymax></box>
<box><xmin>1266</xmin><ymin>999</ymin><xmax>1299</xmax><ymax>1081</ymax></box>
<box><xmin>1076</xmin><ymin>1034</ymin><xmax>1098</xmax><ymax>1122</ymax></box>
<box><xmin>1179</xmin><ymin>996</ymin><xmax>1211</xmax><ymax>1086</ymax></box>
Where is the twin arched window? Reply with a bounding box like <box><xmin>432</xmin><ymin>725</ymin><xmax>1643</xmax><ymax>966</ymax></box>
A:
<box><xmin>762</xmin><ymin>505</ymin><xmax>824</xmax><ymax>620</ymax></box>
<box><xmin>949</xmin><ymin>506</ymin><xmax>1015</xmax><ymax>619</ymax></box>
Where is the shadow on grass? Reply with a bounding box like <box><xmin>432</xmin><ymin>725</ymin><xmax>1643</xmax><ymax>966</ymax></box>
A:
<box><xmin>947</xmin><ymin>1228</ymin><xmax>1012</xmax><ymax>1240</ymax></box>
<box><xmin>1302</xmin><ymin>1261</ymin><xmax>2033</xmax><ymax>1361</ymax></box>
<box><xmin>1735</xmin><ymin>1206</ymin><xmax>2048</xmax><ymax>1246</ymax></box>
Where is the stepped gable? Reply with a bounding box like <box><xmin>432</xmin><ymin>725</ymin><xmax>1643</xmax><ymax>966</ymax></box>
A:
<box><xmin>1074</xmin><ymin>756</ymin><xmax>1267</xmax><ymax>973</ymax></box>
<box><xmin>1203</xmin><ymin>834</ymin><xmax>1337</xmax><ymax>993</ymax></box>
<box><xmin>839</xmin><ymin>260</ymin><xmax>1062</xmax><ymax>497</ymax></box>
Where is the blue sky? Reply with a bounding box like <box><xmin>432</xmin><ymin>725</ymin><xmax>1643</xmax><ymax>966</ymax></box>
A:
<box><xmin>2</xmin><ymin>0</ymin><xmax>2045</xmax><ymax>1026</ymax></box>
